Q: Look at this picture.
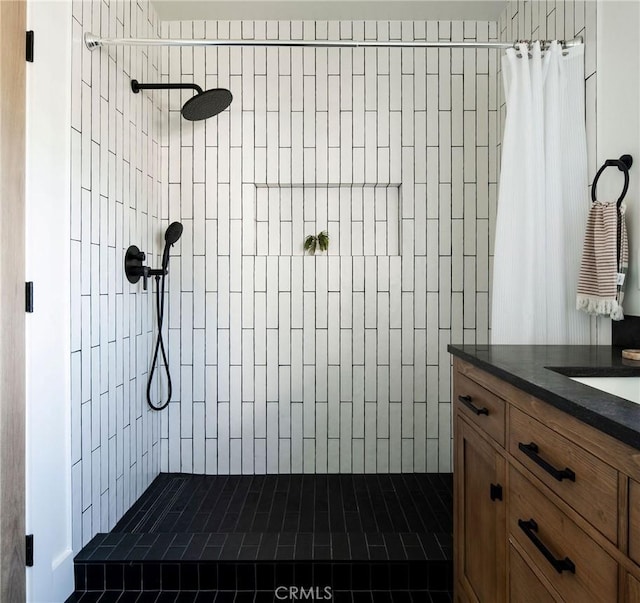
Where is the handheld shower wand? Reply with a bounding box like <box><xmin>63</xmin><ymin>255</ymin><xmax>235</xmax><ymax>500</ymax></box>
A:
<box><xmin>124</xmin><ymin>222</ymin><xmax>183</xmax><ymax>410</ymax></box>
<box><xmin>146</xmin><ymin>221</ymin><xmax>183</xmax><ymax>411</ymax></box>
<box><xmin>162</xmin><ymin>221</ymin><xmax>183</xmax><ymax>270</ymax></box>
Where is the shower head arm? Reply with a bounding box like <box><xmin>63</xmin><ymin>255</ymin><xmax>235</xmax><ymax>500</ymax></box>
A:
<box><xmin>131</xmin><ymin>79</ymin><xmax>203</xmax><ymax>95</ymax></box>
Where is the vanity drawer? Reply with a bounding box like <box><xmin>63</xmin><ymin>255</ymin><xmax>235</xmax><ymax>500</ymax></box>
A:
<box><xmin>509</xmin><ymin>405</ymin><xmax>618</xmax><ymax>544</ymax></box>
<box><xmin>509</xmin><ymin>543</ymin><xmax>556</xmax><ymax>603</ymax></box>
<box><xmin>629</xmin><ymin>479</ymin><xmax>640</xmax><ymax>567</ymax></box>
<box><xmin>454</xmin><ymin>372</ymin><xmax>505</xmax><ymax>446</ymax></box>
<box><xmin>627</xmin><ymin>573</ymin><xmax>640</xmax><ymax>602</ymax></box>
<box><xmin>509</xmin><ymin>465</ymin><xmax>618</xmax><ymax>602</ymax></box>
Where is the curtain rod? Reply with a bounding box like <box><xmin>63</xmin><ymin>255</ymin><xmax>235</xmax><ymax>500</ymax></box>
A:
<box><xmin>84</xmin><ymin>32</ymin><xmax>583</xmax><ymax>51</ymax></box>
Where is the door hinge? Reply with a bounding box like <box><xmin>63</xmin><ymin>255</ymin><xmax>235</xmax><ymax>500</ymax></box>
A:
<box><xmin>490</xmin><ymin>483</ymin><xmax>503</xmax><ymax>501</ymax></box>
<box><xmin>26</xmin><ymin>31</ymin><xmax>34</xmax><ymax>63</ymax></box>
<box><xmin>26</xmin><ymin>534</ymin><xmax>33</xmax><ymax>567</ymax></box>
<box><xmin>25</xmin><ymin>282</ymin><xmax>34</xmax><ymax>313</ymax></box>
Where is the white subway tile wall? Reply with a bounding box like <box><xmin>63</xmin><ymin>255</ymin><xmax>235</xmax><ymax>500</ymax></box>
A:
<box><xmin>70</xmin><ymin>0</ymin><xmax>163</xmax><ymax>550</ymax></box>
<box><xmin>497</xmin><ymin>0</ymin><xmax>606</xmax><ymax>343</ymax></box>
<box><xmin>158</xmin><ymin>19</ymin><xmax>498</xmax><ymax>476</ymax></box>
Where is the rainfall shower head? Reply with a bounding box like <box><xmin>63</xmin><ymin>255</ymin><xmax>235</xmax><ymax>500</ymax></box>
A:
<box><xmin>131</xmin><ymin>79</ymin><xmax>233</xmax><ymax>121</ymax></box>
<box><xmin>162</xmin><ymin>221</ymin><xmax>183</xmax><ymax>270</ymax></box>
<box><xmin>182</xmin><ymin>88</ymin><xmax>233</xmax><ymax>121</ymax></box>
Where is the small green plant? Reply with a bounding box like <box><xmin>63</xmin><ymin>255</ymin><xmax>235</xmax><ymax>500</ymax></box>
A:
<box><xmin>303</xmin><ymin>230</ymin><xmax>329</xmax><ymax>255</ymax></box>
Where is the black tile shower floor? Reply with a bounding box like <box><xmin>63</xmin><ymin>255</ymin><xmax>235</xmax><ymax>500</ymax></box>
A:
<box><xmin>75</xmin><ymin>530</ymin><xmax>450</xmax><ymax>562</ymax></box>
<box><xmin>70</xmin><ymin>473</ymin><xmax>452</xmax><ymax>601</ymax></box>
<box><xmin>114</xmin><ymin>473</ymin><xmax>452</xmax><ymax>539</ymax></box>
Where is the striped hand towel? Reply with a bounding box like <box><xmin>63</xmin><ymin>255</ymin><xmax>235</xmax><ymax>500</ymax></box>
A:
<box><xmin>576</xmin><ymin>201</ymin><xmax>628</xmax><ymax>320</ymax></box>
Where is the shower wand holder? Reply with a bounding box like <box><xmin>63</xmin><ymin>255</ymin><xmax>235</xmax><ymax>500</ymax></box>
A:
<box><xmin>125</xmin><ymin>245</ymin><xmax>165</xmax><ymax>291</ymax></box>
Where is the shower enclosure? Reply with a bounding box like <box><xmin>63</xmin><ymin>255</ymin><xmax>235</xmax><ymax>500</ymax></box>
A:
<box><xmin>153</xmin><ymin>18</ymin><xmax>502</xmax><ymax>479</ymax></box>
<box><xmin>68</xmin><ymin>3</ymin><xmax>506</xmax><ymax>600</ymax></box>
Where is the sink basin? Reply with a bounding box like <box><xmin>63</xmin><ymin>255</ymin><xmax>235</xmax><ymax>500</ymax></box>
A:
<box><xmin>570</xmin><ymin>376</ymin><xmax>640</xmax><ymax>404</ymax></box>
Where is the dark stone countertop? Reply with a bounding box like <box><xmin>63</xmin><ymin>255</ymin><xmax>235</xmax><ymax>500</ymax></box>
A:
<box><xmin>447</xmin><ymin>344</ymin><xmax>640</xmax><ymax>451</ymax></box>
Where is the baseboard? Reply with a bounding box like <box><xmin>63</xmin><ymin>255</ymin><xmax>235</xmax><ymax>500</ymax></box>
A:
<box><xmin>28</xmin><ymin>547</ymin><xmax>74</xmax><ymax>603</ymax></box>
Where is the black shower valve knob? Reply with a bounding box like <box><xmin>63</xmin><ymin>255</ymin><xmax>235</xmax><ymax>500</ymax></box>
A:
<box><xmin>125</xmin><ymin>244</ymin><xmax>172</xmax><ymax>293</ymax></box>
<box><xmin>125</xmin><ymin>245</ymin><xmax>150</xmax><ymax>289</ymax></box>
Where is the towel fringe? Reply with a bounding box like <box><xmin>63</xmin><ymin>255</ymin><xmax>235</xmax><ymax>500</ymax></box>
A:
<box><xmin>576</xmin><ymin>294</ymin><xmax>624</xmax><ymax>321</ymax></box>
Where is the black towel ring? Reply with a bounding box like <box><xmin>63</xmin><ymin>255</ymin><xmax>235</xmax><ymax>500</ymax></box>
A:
<box><xmin>591</xmin><ymin>154</ymin><xmax>633</xmax><ymax>207</ymax></box>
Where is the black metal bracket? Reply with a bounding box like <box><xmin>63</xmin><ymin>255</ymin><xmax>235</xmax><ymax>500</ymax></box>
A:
<box><xmin>25</xmin><ymin>282</ymin><xmax>33</xmax><ymax>313</ymax></box>
<box><xmin>26</xmin><ymin>534</ymin><xmax>33</xmax><ymax>567</ymax></box>
<box><xmin>490</xmin><ymin>483</ymin><xmax>503</xmax><ymax>501</ymax></box>
<box><xmin>26</xmin><ymin>31</ymin><xmax>34</xmax><ymax>62</ymax></box>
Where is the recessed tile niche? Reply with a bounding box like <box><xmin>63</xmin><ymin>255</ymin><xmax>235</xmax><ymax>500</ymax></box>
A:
<box><xmin>254</xmin><ymin>184</ymin><xmax>401</xmax><ymax>256</ymax></box>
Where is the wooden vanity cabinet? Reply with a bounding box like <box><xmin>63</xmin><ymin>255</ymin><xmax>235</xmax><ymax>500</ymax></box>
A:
<box><xmin>454</xmin><ymin>364</ymin><xmax>507</xmax><ymax>603</ymax></box>
<box><xmin>629</xmin><ymin>479</ymin><xmax>640</xmax><ymax>566</ymax></box>
<box><xmin>455</xmin><ymin>419</ymin><xmax>506</xmax><ymax>603</ymax></box>
<box><xmin>453</xmin><ymin>357</ymin><xmax>640</xmax><ymax>603</ymax></box>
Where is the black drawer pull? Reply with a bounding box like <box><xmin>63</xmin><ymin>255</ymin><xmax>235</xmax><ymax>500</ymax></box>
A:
<box><xmin>458</xmin><ymin>395</ymin><xmax>489</xmax><ymax>416</ymax></box>
<box><xmin>518</xmin><ymin>518</ymin><xmax>576</xmax><ymax>574</ymax></box>
<box><xmin>518</xmin><ymin>442</ymin><xmax>576</xmax><ymax>482</ymax></box>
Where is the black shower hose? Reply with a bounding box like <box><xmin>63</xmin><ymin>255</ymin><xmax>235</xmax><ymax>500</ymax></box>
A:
<box><xmin>147</xmin><ymin>271</ymin><xmax>172</xmax><ymax>410</ymax></box>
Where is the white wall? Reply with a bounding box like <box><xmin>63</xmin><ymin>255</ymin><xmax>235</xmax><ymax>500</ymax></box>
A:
<box><xmin>26</xmin><ymin>3</ymin><xmax>74</xmax><ymax>600</ymax></box>
<box><xmin>596</xmin><ymin>0</ymin><xmax>640</xmax><ymax>317</ymax></box>
<box><xmin>159</xmin><ymin>19</ymin><xmax>499</xmax><ymax>474</ymax></box>
<box><xmin>69</xmin><ymin>0</ymin><xmax>164</xmax><ymax>551</ymax></box>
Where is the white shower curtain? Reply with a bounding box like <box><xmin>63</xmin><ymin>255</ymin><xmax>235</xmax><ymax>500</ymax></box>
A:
<box><xmin>491</xmin><ymin>41</ymin><xmax>591</xmax><ymax>344</ymax></box>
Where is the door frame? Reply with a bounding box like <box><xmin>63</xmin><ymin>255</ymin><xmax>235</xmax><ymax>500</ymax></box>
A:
<box><xmin>0</xmin><ymin>0</ymin><xmax>27</xmax><ymax>600</ymax></box>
